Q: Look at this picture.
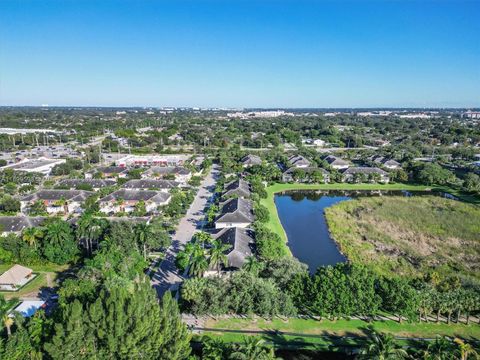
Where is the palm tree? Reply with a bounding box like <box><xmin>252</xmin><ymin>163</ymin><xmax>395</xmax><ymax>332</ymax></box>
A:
<box><xmin>188</xmin><ymin>243</ymin><xmax>209</xmax><ymax>277</ymax></box>
<box><xmin>194</xmin><ymin>231</ymin><xmax>213</xmax><ymax>246</ymax></box>
<box><xmin>454</xmin><ymin>338</ymin><xmax>479</xmax><ymax>360</ymax></box>
<box><xmin>358</xmin><ymin>332</ymin><xmax>408</xmax><ymax>360</ymax></box>
<box><xmin>0</xmin><ymin>295</ymin><xmax>18</xmax><ymax>337</ymax></box>
<box><xmin>242</xmin><ymin>256</ymin><xmax>264</xmax><ymax>276</ymax></box>
<box><xmin>229</xmin><ymin>337</ymin><xmax>279</xmax><ymax>360</ymax></box>
<box><xmin>44</xmin><ymin>220</ymin><xmax>72</xmax><ymax>247</ymax></box>
<box><xmin>208</xmin><ymin>239</ymin><xmax>231</xmax><ymax>276</ymax></box>
<box><xmin>76</xmin><ymin>214</ymin><xmax>106</xmax><ymax>255</ymax></box>
<box><xmin>134</xmin><ymin>222</ymin><xmax>155</xmax><ymax>259</ymax></box>
<box><xmin>421</xmin><ymin>336</ymin><xmax>456</xmax><ymax>360</ymax></box>
<box><xmin>22</xmin><ymin>227</ymin><xmax>43</xmax><ymax>249</ymax></box>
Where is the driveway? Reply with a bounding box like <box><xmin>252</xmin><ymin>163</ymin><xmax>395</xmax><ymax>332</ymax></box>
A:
<box><xmin>151</xmin><ymin>164</ymin><xmax>219</xmax><ymax>296</ymax></box>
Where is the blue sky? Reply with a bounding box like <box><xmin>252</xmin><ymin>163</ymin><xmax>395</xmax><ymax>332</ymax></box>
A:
<box><xmin>0</xmin><ymin>0</ymin><xmax>479</xmax><ymax>108</ymax></box>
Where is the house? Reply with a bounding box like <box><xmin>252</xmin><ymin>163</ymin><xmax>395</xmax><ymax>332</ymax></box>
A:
<box><xmin>0</xmin><ymin>265</ymin><xmax>35</xmax><ymax>291</ymax></box>
<box><xmin>342</xmin><ymin>167</ymin><xmax>389</xmax><ymax>183</ymax></box>
<box><xmin>88</xmin><ymin>166</ymin><xmax>128</xmax><ymax>179</ymax></box>
<box><xmin>282</xmin><ymin>167</ymin><xmax>330</xmax><ymax>183</ymax></box>
<box><xmin>324</xmin><ymin>155</ymin><xmax>350</xmax><ymax>170</ymax></box>
<box><xmin>1</xmin><ymin>157</ymin><xmax>65</xmax><ymax>176</ymax></box>
<box><xmin>215</xmin><ymin>198</ymin><xmax>255</xmax><ymax>229</ymax></box>
<box><xmin>288</xmin><ymin>155</ymin><xmax>311</xmax><ymax>168</ymax></box>
<box><xmin>222</xmin><ymin>179</ymin><xmax>251</xmax><ymax>199</ymax></box>
<box><xmin>370</xmin><ymin>155</ymin><xmax>401</xmax><ymax>170</ymax></box>
<box><xmin>141</xmin><ymin>166</ymin><xmax>192</xmax><ymax>184</ymax></box>
<box><xmin>0</xmin><ymin>216</ymin><xmax>45</xmax><ymax>236</ymax></box>
<box><xmin>207</xmin><ymin>227</ymin><xmax>253</xmax><ymax>272</ymax></box>
<box><xmin>99</xmin><ymin>189</ymin><xmax>171</xmax><ymax>214</ymax></box>
<box><xmin>122</xmin><ymin>179</ymin><xmax>179</xmax><ymax>192</ymax></box>
<box><xmin>240</xmin><ymin>154</ymin><xmax>262</xmax><ymax>167</ymax></box>
<box><xmin>21</xmin><ymin>190</ymin><xmax>94</xmax><ymax>214</ymax></box>
<box><xmin>57</xmin><ymin>179</ymin><xmax>116</xmax><ymax>191</ymax></box>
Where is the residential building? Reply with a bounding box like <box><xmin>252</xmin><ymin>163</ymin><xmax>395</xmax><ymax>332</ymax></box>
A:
<box><xmin>240</xmin><ymin>154</ymin><xmax>262</xmax><ymax>167</ymax></box>
<box><xmin>12</xmin><ymin>300</ymin><xmax>46</xmax><ymax>317</ymax></box>
<box><xmin>122</xmin><ymin>179</ymin><xmax>179</xmax><ymax>192</ymax></box>
<box><xmin>0</xmin><ymin>216</ymin><xmax>45</xmax><ymax>236</ymax></box>
<box><xmin>215</xmin><ymin>198</ymin><xmax>255</xmax><ymax>229</ymax></box>
<box><xmin>207</xmin><ymin>227</ymin><xmax>253</xmax><ymax>273</ymax></box>
<box><xmin>324</xmin><ymin>155</ymin><xmax>350</xmax><ymax>170</ymax></box>
<box><xmin>98</xmin><ymin>189</ymin><xmax>171</xmax><ymax>214</ymax></box>
<box><xmin>21</xmin><ymin>190</ymin><xmax>93</xmax><ymax>214</ymax></box>
<box><xmin>288</xmin><ymin>154</ymin><xmax>311</xmax><ymax>168</ymax></box>
<box><xmin>342</xmin><ymin>167</ymin><xmax>390</xmax><ymax>183</ymax></box>
<box><xmin>370</xmin><ymin>155</ymin><xmax>401</xmax><ymax>170</ymax></box>
<box><xmin>0</xmin><ymin>265</ymin><xmax>35</xmax><ymax>291</ymax></box>
<box><xmin>87</xmin><ymin>166</ymin><xmax>128</xmax><ymax>179</ymax></box>
<box><xmin>57</xmin><ymin>179</ymin><xmax>116</xmax><ymax>191</ymax></box>
<box><xmin>141</xmin><ymin>166</ymin><xmax>192</xmax><ymax>184</ymax></box>
<box><xmin>282</xmin><ymin>167</ymin><xmax>330</xmax><ymax>183</ymax></box>
<box><xmin>222</xmin><ymin>179</ymin><xmax>252</xmax><ymax>199</ymax></box>
<box><xmin>1</xmin><ymin>157</ymin><xmax>65</xmax><ymax>176</ymax></box>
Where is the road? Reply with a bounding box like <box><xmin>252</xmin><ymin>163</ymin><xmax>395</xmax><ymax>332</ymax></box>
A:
<box><xmin>151</xmin><ymin>164</ymin><xmax>219</xmax><ymax>296</ymax></box>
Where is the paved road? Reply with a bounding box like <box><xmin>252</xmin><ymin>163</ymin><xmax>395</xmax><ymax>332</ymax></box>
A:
<box><xmin>152</xmin><ymin>164</ymin><xmax>219</xmax><ymax>296</ymax></box>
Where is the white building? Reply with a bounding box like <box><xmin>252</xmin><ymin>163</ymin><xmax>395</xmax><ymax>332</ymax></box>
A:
<box><xmin>2</xmin><ymin>157</ymin><xmax>65</xmax><ymax>176</ymax></box>
<box><xmin>115</xmin><ymin>154</ymin><xmax>190</xmax><ymax>167</ymax></box>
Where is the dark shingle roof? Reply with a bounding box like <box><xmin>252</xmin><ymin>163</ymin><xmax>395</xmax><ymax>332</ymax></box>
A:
<box><xmin>143</xmin><ymin>166</ymin><xmax>191</xmax><ymax>176</ymax></box>
<box><xmin>58</xmin><ymin>179</ymin><xmax>116</xmax><ymax>188</ymax></box>
<box><xmin>241</xmin><ymin>154</ymin><xmax>262</xmax><ymax>166</ymax></box>
<box><xmin>288</xmin><ymin>155</ymin><xmax>311</xmax><ymax>167</ymax></box>
<box><xmin>0</xmin><ymin>216</ymin><xmax>46</xmax><ymax>233</ymax></box>
<box><xmin>99</xmin><ymin>189</ymin><xmax>171</xmax><ymax>204</ymax></box>
<box><xmin>97</xmin><ymin>166</ymin><xmax>128</xmax><ymax>174</ymax></box>
<box><xmin>122</xmin><ymin>179</ymin><xmax>179</xmax><ymax>190</ymax></box>
<box><xmin>21</xmin><ymin>190</ymin><xmax>94</xmax><ymax>202</ymax></box>
<box><xmin>216</xmin><ymin>198</ymin><xmax>254</xmax><ymax>224</ymax></box>
<box><xmin>324</xmin><ymin>155</ymin><xmax>349</xmax><ymax>166</ymax></box>
<box><xmin>223</xmin><ymin>179</ymin><xmax>251</xmax><ymax>198</ymax></box>
<box><xmin>343</xmin><ymin>167</ymin><xmax>388</xmax><ymax>175</ymax></box>
<box><xmin>212</xmin><ymin>227</ymin><xmax>253</xmax><ymax>269</ymax></box>
<box><xmin>283</xmin><ymin>167</ymin><xmax>329</xmax><ymax>175</ymax></box>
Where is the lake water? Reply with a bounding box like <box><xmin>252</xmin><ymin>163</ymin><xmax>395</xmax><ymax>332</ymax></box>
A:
<box><xmin>275</xmin><ymin>191</ymin><xmax>350</xmax><ymax>273</ymax></box>
<box><xmin>275</xmin><ymin>190</ymin><xmax>451</xmax><ymax>273</ymax></box>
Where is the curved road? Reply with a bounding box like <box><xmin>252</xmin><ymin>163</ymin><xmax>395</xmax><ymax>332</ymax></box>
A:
<box><xmin>151</xmin><ymin>164</ymin><xmax>219</xmax><ymax>296</ymax></box>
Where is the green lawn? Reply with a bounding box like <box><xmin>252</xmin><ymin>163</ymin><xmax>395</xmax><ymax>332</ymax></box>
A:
<box><xmin>259</xmin><ymin>182</ymin><xmax>435</xmax><ymax>245</ymax></box>
<box><xmin>201</xmin><ymin>317</ymin><xmax>480</xmax><ymax>349</ymax></box>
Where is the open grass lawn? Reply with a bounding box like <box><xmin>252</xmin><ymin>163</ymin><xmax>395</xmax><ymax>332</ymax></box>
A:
<box><xmin>201</xmin><ymin>317</ymin><xmax>480</xmax><ymax>349</ymax></box>
<box><xmin>325</xmin><ymin>196</ymin><xmax>480</xmax><ymax>281</ymax></box>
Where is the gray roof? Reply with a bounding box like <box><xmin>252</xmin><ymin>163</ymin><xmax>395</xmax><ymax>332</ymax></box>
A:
<box><xmin>223</xmin><ymin>179</ymin><xmax>251</xmax><ymax>198</ymax></box>
<box><xmin>371</xmin><ymin>156</ymin><xmax>401</xmax><ymax>167</ymax></box>
<box><xmin>324</xmin><ymin>155</ymin><xmax>349</xmax><ymax>166</ymax></box>
<box><xmin>96</xmin><ymin>166</ymin><xmax>128</xmax><ymax>174</ymax></box>
<box><xmin>22</xmin><ymin>190</ymin><xmax>94</xmax><ymax>202</ymax></box>
<box><xmin>283</xmin><ymin>167</ymin><xmax>329</xmax><ymax>175</ymax></box>
<box><xmin>216</xmin><ymin>198</ymin><xmax>254</xmax><ymax>224</ymax></box>
<box><xmin>241</xmin><ymin>154</ymin><xmax>262</xmax><ymax>165</ymax></box>
<box><xmin>212</xmin><ymin>227</ymin><xmax>253</xmax><ymax>269</ymax></box>
<box><xmin>0</xmin><ymin>216</ymin><xmax>46</xmax><ymax>233</ymax></box>
<box><xmin>288</xmin><ymin>155</ymin><xmax>311</xmax><ymax>167</ymax></box>
<box><xmin>143</xmin><ymin>166</ymin><xmax>191</xmax><ymax>176</ymax></box>
<box><xmin>343</xmin><ymin>167</ymin><xmax>388</xmax><ymax>175</ymax></box>
<box><xmin>58</xmin><ymin>179</ymin><xmax>116</xmax><ymax>188</ymax></box>
<box><xmin>6</xmin><ymin>158</ymin><xmax>60</xmax><ymax>170</ymax></box>
<box><xmin>99</xmin><ymin>189</ymin><xmax>171</xmax><ymax>204</ymax></box>
<box><xmin>122</xmin><ymin>179</ymin><xmax>179</xmax><ymax>190</ymax></box>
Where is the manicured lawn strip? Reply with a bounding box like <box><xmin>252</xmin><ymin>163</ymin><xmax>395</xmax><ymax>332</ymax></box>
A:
<box><xmin>203</xmin><ymin>317</ymin><xmax>480</xmax><ymax>343</ymax></box>
<box><xmin>260</xmin><ymin>182</ymin><xmax>434</xmax><ymax>245</ymax></box>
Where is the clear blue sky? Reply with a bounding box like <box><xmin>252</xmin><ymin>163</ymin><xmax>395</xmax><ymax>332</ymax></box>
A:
<box><xmin>1</xmin><ymin>0</ymin><xmax>479</xmax><ymax>108</ymax></box>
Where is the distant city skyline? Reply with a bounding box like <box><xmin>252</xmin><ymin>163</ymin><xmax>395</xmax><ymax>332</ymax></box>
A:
<box><xmin>0</xmin><ymin>0</ymin><xmax>479</xmax><ymax>108</ymax></box>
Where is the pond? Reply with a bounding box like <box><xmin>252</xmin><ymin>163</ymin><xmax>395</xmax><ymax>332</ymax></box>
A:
<box><xmin>275</xmin><ymin>190</ymin><xmax>447</xmax><ymax>273</ymax></box>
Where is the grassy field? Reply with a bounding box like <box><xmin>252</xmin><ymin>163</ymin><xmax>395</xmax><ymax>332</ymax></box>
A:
<box><xmin>325</xmin><ymin>196</ymin><xmax>480</xmax><ymax>281</ymax></box>
<box><xmin>259</xmin><ymin>182</ymin><xmax>434</xmax><ymax>245</ymax></box>
<box><xmin>200</xmin><ymin>317</ymin><xmax>480</xmax><ymax>349</ymax></box>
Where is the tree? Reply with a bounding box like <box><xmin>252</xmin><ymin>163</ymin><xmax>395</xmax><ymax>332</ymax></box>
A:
<box><xmin>22</xmin><ymin>227</ymin><xmax>43</xmax><ymax>250</ymax></box>
<box><xmin>208</xmin><ymin>239</ymin><xmax>231</xmax><ymax>275</ymax></box>
<box><xmin>229</xmin><ymin>337</ymin><xmax>278</xmax><ymax>360</ymax></box>
<box><xmin>45</xmin><ymin>280</ymin><xmax>190</xmax><ymax>360</ymax></box>
<box><xmin>463</xmin><ymin>172</ymin><xmax>480</xmax><ymax>193</ymax></box>
<box><xmin>42</xmin><ymin>219</ymin><xmax>78</xmax><ymax>264</ymax></box>
<box><xmin>378</xmin><ymin>277</ymin><xmax>419</xmax><ymax>322</ymax></box>
<box><xmin>254</xmin><ymin>204</ymin><xmax>270</xmax><ymax>223</ymax></box>
<box><xmin>415</xmin><ymin>163</ymin><xmax>455</xmax><ymax>185</ymax></box>
<box><xmin>242</xmin><ymin>256</ymin><xmax>264</xmax><ymax>276</ymax></box>
<box><xmin>358</xmin><ymin>332</ymin><xmax>408</xmax><ymax>360</ymax></box>
<box><xmin>0</xmin><ymin>295</ymin><xmax>18</xmax><ymax>337</ymax></box>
